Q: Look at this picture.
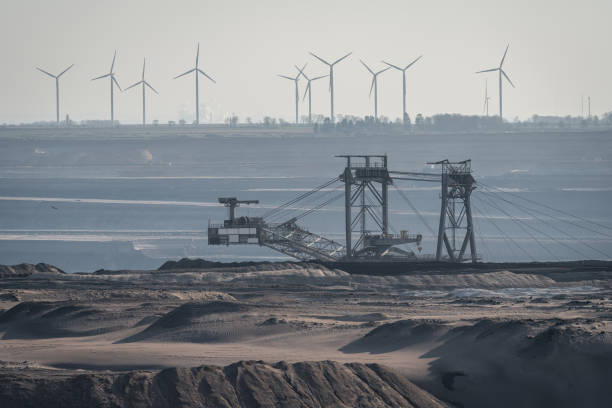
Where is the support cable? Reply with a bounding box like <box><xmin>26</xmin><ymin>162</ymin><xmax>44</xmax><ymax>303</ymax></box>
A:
<box><xmin>471</xmin><ymin>201</ymin><xmax>535</xmax><ymax>261</ymax></box>
<box><xmin>478</xmin><ymin>181</ymin><xmax>612</xmax><ymax>237</ymax></box>
<box><xmin>478</xmin><ymin>190</ymin><xmax>610</xmax><ymax>259</ymax></box>
<box><xmin>267</xmin><ymin>182</ymin><xmax>340</xmax><ymax>223</ymax></box>
<box><xmin>472</xmin><ymin>202</ymin><xmax>516</xmax><ymax>261</ymax></box>
<box><xmin>262</xmin><ymin>177</ymin><xmax>339</xmax><ymax>220</ymax></box>
<box><xmin>266</xmin><ymin>180</ymin><xmax>339</xmax><ymax>222</ymax></box>
<box><xmin>472</xmin><ymin>212</ymin><xmax>492</xmax><ymax>261</ymax></box>
<box><xmin>293</xmin><ymin>190</ymin><xmax>345</xmax><ymax>222</ymax></box>
<box><xmin>391</xmin><ymin>184</ymin><xmax>436</xmax><ymax>236</ymax></box>
<box><xmin>475</xmin><ymin>194</ymin><xmax>561</xmax><ymax>261</ymax></box>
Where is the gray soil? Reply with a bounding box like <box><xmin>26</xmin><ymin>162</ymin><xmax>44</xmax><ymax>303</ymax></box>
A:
<box><xmin>0</xmin><ymin>360</ymin><xmax>445</xmax><ymax>408</ymax></box>
<box><xmin>0</xmin><ymin>259</ymin><xmax>611</xmax><ymax>407</ymax></box>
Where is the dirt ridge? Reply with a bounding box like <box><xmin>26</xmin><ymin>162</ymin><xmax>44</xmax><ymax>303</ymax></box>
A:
<box><xmin>0</xmin><ymin>360</ymin><xmax>446</xmax><ymax>408</ymax></box>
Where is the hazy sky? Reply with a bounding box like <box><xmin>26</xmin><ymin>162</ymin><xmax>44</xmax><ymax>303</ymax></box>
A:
<box><xmin>1</xmin><ymin>0</ymin><xmax>610</xmax><ymax>124</ymax></box>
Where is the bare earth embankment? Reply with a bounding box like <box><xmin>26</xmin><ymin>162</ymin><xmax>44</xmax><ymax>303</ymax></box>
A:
<box><xmin>0</xmin><ymin>259</ymin><xmax>611</xmax><ymax>407</ymax></box>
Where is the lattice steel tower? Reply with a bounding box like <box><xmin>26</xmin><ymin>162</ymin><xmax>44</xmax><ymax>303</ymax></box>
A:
<box><xmin>432</xmin><ymin>160</ymin><xmax>477</xmax><ymax>263</ymax></box>
<box><xmin>338</xmin><ymin>155</ymin><xmax>420</xmax><ymax>259</ymax></box>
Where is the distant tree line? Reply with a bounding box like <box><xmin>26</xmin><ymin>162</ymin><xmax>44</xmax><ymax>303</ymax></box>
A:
<box><xmin>4</xmin><ymin>111</ymin><xmax>612</xmax><ymax>131</ymax></box>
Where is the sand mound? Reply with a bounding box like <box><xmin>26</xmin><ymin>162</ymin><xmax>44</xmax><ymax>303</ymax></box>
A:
<box><xmin>0</xmin><ymin>292</ymin><xmax>20</xmax><ymax>302</ymax></box>
<box><xmin>314</xmin><ymin>312</ymin><xmax>390</xmax><ymax>323</ymax></box>
<box><xmin>0</xmin><ymin>263</ymin><xmax>64</xmax><ymax>278</ymax></box>
<box><xmin>420</xmin><ymin>318</ymin><xmax>612</xmax><ymax>408</ymax></box>
<box><xmin>0</xmin><ymin>301</ymin><xmax>123</xmax><ymax>339</ymax></box>
<box><xmin>157</xmin><ymin>257</ymin><xmax>323</xmax><ymax>273</ymax></box>
<box><xmin>122</xmin><ymin>301</ymin><xmax>279</xmax><ymax>343</ymax></box>
<box><xmin>341</xmin><ymin>319</ymin><xmax>449</xmax><ymax>354</ymax></box>
<box><xmin>0</xmin><ymin>360</ymin><xmax>446</xmax><ymax>408</ymax></box>
<box><xmin>339</xmin><ymin>316</ymin><xmax>612</xmax><ymax>407</ymax></box>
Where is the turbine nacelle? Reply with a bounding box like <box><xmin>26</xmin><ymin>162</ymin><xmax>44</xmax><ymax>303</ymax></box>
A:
<box><xmin>476</xmin><ymin>44</ymin><xmax>515</xmax><ymax>119</ymax></box>
<box><xmin>295</xmin><ymin>64</ymin><xmax>327</xmax><ymax>101</ymax></box>
<box><xmin>360</xmin><ymin>60</ymin><xmax>389</xmax><ymax>97</ymax></box>
<box><xmin>382</xmin><ymin>55</ymin><xmax>422</xmax><ymax>72</ymax></box>
<box><xmin>309</xmin><ymin>51</ymin><xmax>351</xmax><ymax>122</ymax></box>
<box><xmin>126</xmin><ymin>58</ymin><xmax>159</xmax><ymax>94</ymax></box>
<box><xmin>36</xmin><ymin>64</ymin><xmax>74</xmax><ymax>80</ymax></box>
<box><xmin>92</xmin><ymin>50</ymin><xmax>121</xmax><ymax>90</ymax></box>
<box><xmin>278</xmin><ymin>64</ymin><xmax>304</xmax><ymax>124</ymax></box>
<box><xmin>174</xmin><ymin>42</ymin><xmax>216</xmax><ymax>125</ymax></box>
<box><xmin>310</xmin><ymin>51</ymin><xmax>352</xmax><ymax>92</ymax></box>
<box><xmin>174</xmin><ymin>43</ymin><xmax>216</xmax><ymax>83</ymax></box>
<box><xmin>36</xmin><ymin>63</ymin><xmax>74</xmax><ymax>124</ymax></box>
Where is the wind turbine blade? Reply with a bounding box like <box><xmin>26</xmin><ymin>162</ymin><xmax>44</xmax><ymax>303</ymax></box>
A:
<box><xmin>278</xmin><ymin>74</ymin><xmax>294</xmax><ymax>81</ymax></box>
<box><xmin>112</xmin><ymin>75</ymin><xmax>122</xmax><ymax>91</ymax></box>
<box><xmin>294</xmin><ymin>64</ymin><xmax>308</xmax><ymax>80</ymax></box>
<box><xmin>500</xmin><ymin>44</ymin><xmax>509</xmax><ymax>67</ymax></box>
<box><xmin>297</xmin><ymin>64</ymin><xmax>307</xmax><ymax>79</ymax></box>
<box><xmin>333</xmin><ymin>52</ymin><xmax>352</xmax><ymax>65</ymax></box>
<box><xmin>309</xmin><ymin>52</ymin><xmax>330</xmax><ymax>66</ymax></box>
<box><xmin>91</xmin><ymin>73</ymin><xmax>111</xmax><ymax>81</ymax></box>
<box><xmin>196</xmin><ymin>43</ymin><xmax>200</xmax><ymax>68</ymax></box>
<box><xmin>382</xmin><ymin>60</ymin><xmax>402</xmax><ymax>71</ymax></box>
<box><xmin>483</xmin><ymin>87</ymin><xmax>488</xmax><ymax>112</ymax></box>
<box><xmin>36</xmin><ymin>67</ymin><xmax>56</xmax><ymax>78</ymax></box>
<box><xmin>144</xmin><ymin>81</ymin><xmax>159</xmax><ymax>94</ymax></box>
<box><xmin>311</xmin><ymin>74</ymin><xmax>328</xmax><ymax>81</ymax></box>
<box><xmin>476</xmin><ymin>68</ymin><xmax>498</xmax><ymax>74</ymax></box>
<box><xmin>125</xmin><ymin>81</ymin><xmax>142</xmax><ymax>91</ymax></box>
<box><xmin>360</xmin><ymin>60</ymin><xmax>374</xmax><ymax>75</ymax></box>
<box><xmin>501</xmin><ymin>69</ymin><xmax>515</xmax><ymax>88</ymax></box>
<box><xmin>303</xmin><ymin>82</ymin><xmax>310</xmax><ymax>101</ymax></box>
<box><xmin>369</xmin><ymin>78</ymin><xmax>375</xmax><ymax>97</ymax></box>
<box><xmin>142</xmin><ymin>58</ymin><xmax>146</xmax><ymax>80</ymax></box>
<box><xmin>197</xmin><ymin>68</ymin><xmax>216</xmax><ymax>83</ymax></box>
<box><xmin>405</xmin><ymin>55</ymin><xmax>423</xmax><ymax>70</ymax></box>
<box><xmin>376</xmin><ymin>67</ymin><xmax>391</xmax><ymax>75</ymax></box>
<box><xmin>174</xmin><ymin>68</ymin><xmax>195</xmax><ymax>79</ymax></box>
<box><xmin>57</xmin><ymin>64</ymin><xmax>74</xmax><ymax>78</ymax></box>
<box><xmin>110</xmin><ymin>50</ymin><xmax>117</xmax><ymax>73</ymax></box>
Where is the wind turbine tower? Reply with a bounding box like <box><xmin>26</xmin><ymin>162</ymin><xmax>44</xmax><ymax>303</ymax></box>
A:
<box><xmin>295</xmin><ymin>65</ymin><xmax>327</xmax><ymax>124</ymax></box>
<box><xmin>476</xmin><ymin>44</ymin><xmax>515</xmax><ymax>120</ymax></box>
<box><xmin>588</xmin><ymin>96</ymin><xmax>591</xmax><ymax>119</ymax></box>
<box><xmin>92</xmin><ymin>51</ymin><xmax>122</xmax><ymax>124</ymax></box>
<box><xmin>360</xmin><ymin>60</ymin><xmax>389</xmax><ymax>121</ymax></box>
<box><xmin>36</xmin><ymin>64</ymin><xmax>74</xmax><ymax>125</ymax></box>
<box><xmin>175</xmin><ymin>43</ymin><xmax>215</xmax><ymax>125</ymax></box>
<box><xmin>382</xmin><ymin>55</ymin><xmax>422</xmax><ymax>124</ymax></box>
<box><xmin>125</xmin><ymin>58</ymin><xmax>159</xmax><ymax>126</ymax></box>
<box><xmin>309</xmin><ymin>52</ymin><xmax>352</xmax><ymax>123</ymax></box>
<box><xmin>483</xmin><ymin>80</ymin><xmax>491</xmax><ymax>116</ymax></box>
<box><xmin>278</xmin><ymin>64</ymin><xmax>304</xmax><ymax>124</ymax></box>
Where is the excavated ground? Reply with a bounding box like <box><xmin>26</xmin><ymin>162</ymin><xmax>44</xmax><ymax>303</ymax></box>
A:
<box><xmin>0</xmin><ymin>260</ymin><xmax>611</xmax><ymax>407</ymax></box>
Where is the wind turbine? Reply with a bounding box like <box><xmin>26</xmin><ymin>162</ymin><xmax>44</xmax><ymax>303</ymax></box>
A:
<box><xmin>125</xmin><ymin>58</ymin><xmax>159</xmax><ymax>126</ymax></box>
<box><xmin>382</xmin><ymin>55</ymin><xmax>422</xmax><ymax>124</ymax></box>
<box><xmin>483</xmin><ymin>80</ymin><xmax>491</xmax><ymax>116</ymax></box>
<box><xmin>309</xmin><ymin>52</ymin><xmax>352</xmax><ymax>123</ymax></box>
<box><xmin>278</xmin><ymin>64</ymin><xmax>304</xmax><ymax>124</ymax></box>
<box><xmin>92</xmin><ymin>51</ymin><xmax>122</xmax><ymax>124</ymax></box>
<box><xmin>36</xmin><ymin>64</ymin><xmax>74</xmax><ymax>125</ymax></box>
<box><xmin>174</xmin><ymin>43</ymin><xmax>215</xmax><ymax>125</ymax></box>
<box><xmin>476</xmin><ymin>44</ymin><xmax>515</xmax><ymax>120</ymax></box>
<box><xmin>360</xmin><ymin>60</ymin><xmax>390</xmax><ymax>121</ymax></box>
<box><xmin>295</xmin><ymin>65</ymin><xmax>327</xmax><ymax>124</ymax></box>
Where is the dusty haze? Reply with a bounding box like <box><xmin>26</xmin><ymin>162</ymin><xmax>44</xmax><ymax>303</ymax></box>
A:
<box><xmin>1</xmin><ymin>0</ymin><xmax>610</xmax><ymax>124</ymax></box>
